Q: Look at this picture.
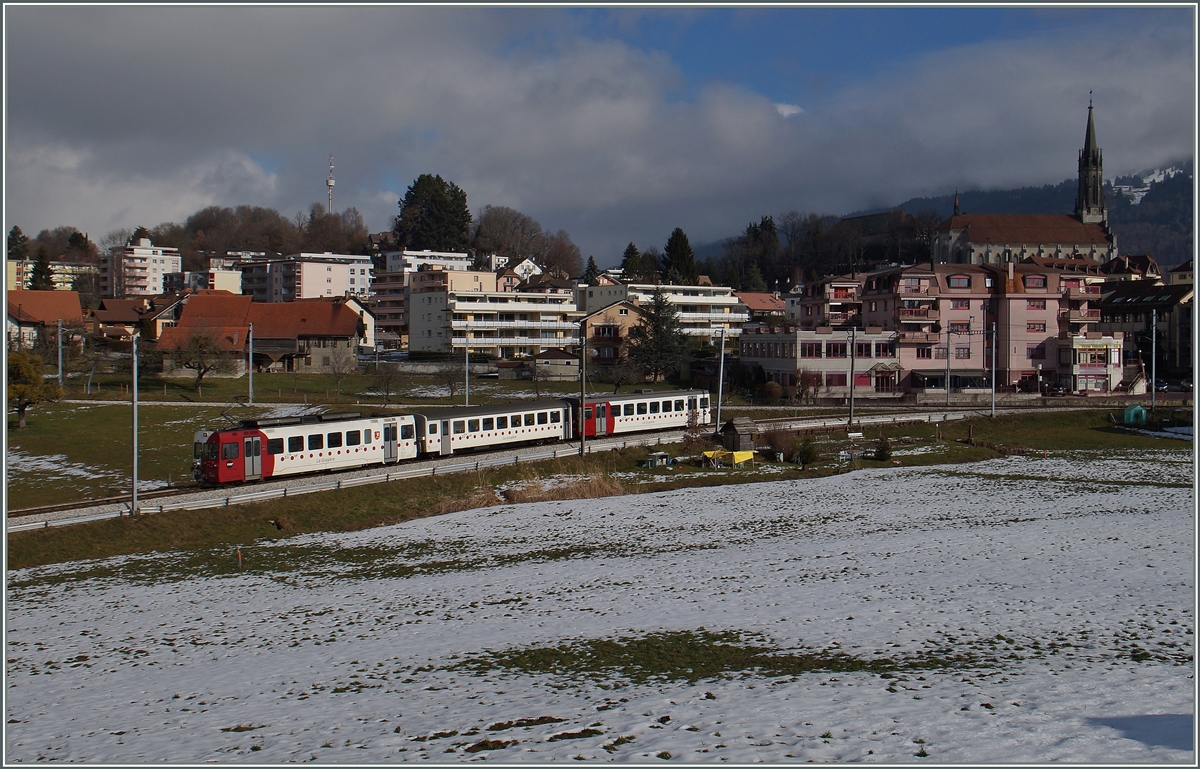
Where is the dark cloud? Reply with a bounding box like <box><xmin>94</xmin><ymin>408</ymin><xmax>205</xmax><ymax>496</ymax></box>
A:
<box><xmin>5</xmin><ymin>7</ymin><xmax>1193</xmax><ymax>264</ymax></box>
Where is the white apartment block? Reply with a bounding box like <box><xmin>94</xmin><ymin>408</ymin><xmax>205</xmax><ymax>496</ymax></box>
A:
<box><xmin>384</xmin><ymin>249</ymin><xmax>474</xmax><ymax>274</ymax></box>
<box><xmin>579</xmin><ymin>282</ymin><xmax>749</xmax><ymax>343</ymax></box>
<box><xmin>409</xmin><ymin>289</ymin><xmax>582</xmax><ymax>359</ymax></box>
<box><xmin>6</xmin><ymin>260</ymin><xmax>98</xmax><ymax>292</ymax></box>
<box><xmin>239</xmin><ymin>253</ymin><xmax>373</xmax><ymax>302</ymax></box>
<box><xmin>98</xmin><ymin>238</ymin><xmax>182</xmax><ymax>298</ymax></box>
<box><xmin>164</xmin><ymin>268</ymin><xmax>243</xmax><ymax>294</ymax></box>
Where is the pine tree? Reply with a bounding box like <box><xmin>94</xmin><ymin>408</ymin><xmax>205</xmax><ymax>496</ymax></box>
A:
<box><xmin>662</xmin><ymin>227</ymin><xmax>697</xmax><ymax>284</ymax></box>
<box><xmin>583</xmin><ymin>256</ymin><xmax>601</xmax><ymax>285</ymax></box>
<box><xmin>628</xmin><ymin>288</ymin><xmax>688</xmax><ymax>382</ymax></box>
<box><xmin>620</xmin><ymin>242</ymin><xmax>641</xmax><ymax>280</ymax></box>
<box><xmin>7</xmin><ymin>225</ymin><xmax>29</xmax><ymax>261</ymax></box>
<box><xmin>30</xmin><ymin>245</ymin><xmax>55</xmax><ymax>291</ymax></box>
<box><xmin>393</xmin><ymin>174</ymin><xmax>472</xmax><ymax>252</ymax></box>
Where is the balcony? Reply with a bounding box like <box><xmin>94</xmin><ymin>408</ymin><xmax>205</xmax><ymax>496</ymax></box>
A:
<box><xmin>898</xmin><ymin>307</ymin><xmax>940</xmax><ymax>321</ymax></box>
<box><xmin>827</xmin><ymin>288</ymin><xmax>858</xmax><ymax>300</ymax></box>
<box><xmin>898</xmin><ymin>285</ymin><xmax>937</xmax><ymax>295</ymax></box>
<box><xmin>676</xmin><ymin>311</ymin><xmax>751</xmax><ymax>323</ymax></box>
<box><xmin>452</xmin><ymin>336</ymin><xmax>580</xmax><ymax>347</ymax></box>
<box><xmin>1063</xmin><ymin>285</ymin><xmax>1102</xmax><ymax>299</ymax></box>
<box><xmin>451</xmin><ymin>320</ymin><xmax>579</xmax><ymax>331</ymax></box>
<box><xmin>897</xmin><ymin>331</ymin><xmax>941</xmax><ymax>343</ymax></box>
<box><xmin>1067</xmin><ymin>308</ymin><xmax>1101</xmax><ymax>322</ymax></box>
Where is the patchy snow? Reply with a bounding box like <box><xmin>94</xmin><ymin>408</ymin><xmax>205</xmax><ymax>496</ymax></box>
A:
<box><xmin>5</xmin><ymin>449</ymin><xmax>1193</xmax><ymax>763</ymax></box>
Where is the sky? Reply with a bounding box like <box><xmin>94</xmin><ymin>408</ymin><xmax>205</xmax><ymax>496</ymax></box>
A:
<box><xmin>4</xmin><ymin>5</ymin><xmax>1196</xmax><ymax>265</ymax></box>
<box><xmin>5</xmin><ymin>449</ymin><xmax>1194</xmax><ymax>762</ymax></box>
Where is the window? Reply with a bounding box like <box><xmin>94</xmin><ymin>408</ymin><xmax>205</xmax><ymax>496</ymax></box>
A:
<box><xmin>674</xmin><ymin>400</ymin><xmax>684</xmax><ymax>411</ymax></box>
<box><xmin>494</xmin><ymin>416</ymin><xmax>507</xmax><ymax>429</ymax></box>
<box><xmin>346</xmin><ymin>430</ymin><xmax>361</xmax><ymax>446</ymax></box>
<box><xmin>267</xmin><ymin>438</ymin><xmax>284</xmax><ymax>455</ymax></box>
<box><xmin>661</xmin><ymin>400</ymin><xmax>672</xmax><ymax>412</ymax></box>
<box><xmin>856</xmin><ymin>342</ymin><xmax>872</xmax><ymax>358</ymax></box>
<box><xmin>948</xmin><ymin>275</ymin><xmax>970</xmax><ymax>288</ymax></box>
<box><xmin>951</xmin><ymin>299</ymin><xmax>970</xmax><ymax>309</ymax></box>
<box><xmin>955</xmin><ymin>346</ymin><xmax>971</xmax><ymax>359</ymax></box>
<box><xmin>1024</xmin><ymin>275</ymin><xmax>1046</xmax><ymax>289</ymax></box>
<box><xmin>401</xmin><ymin>424</ymin><xmax>414</xmax><ymax>440</ymax></box>
<box><xmin>511</xmin><ymin>414</ymin><xmax>522</xmax><ymax>426</ymax></box>
<box><xmin>825</xmin><ymin>372</ymin><xmax>847</xmax><ymax>387</ymax></box>
<box><xmin>1026</xmin><ymin>345</ymin><xmax>1046</xmax><ymax>360</ymax></box>
<box><xmin>1027</xmin><ymin>322</ymin><xmax>1046</xmax><ymax>333</ymax></box>
<box><xmin>482</xmin><ymin>418</ymin><xmax>494</xmax><ymax>431</ymax></box>
<box><xmin>917</xmin><ymin>346</ymin><xmax>932</xmax><ymax>359</ymax></box>
<box><xmin>327</xmin><ymin>432</ymin><xmax>343</xmax><ymax>448</ymax></box>
<box><xmin>468</xmin><ymin>419</ymin><xmax>480</xmax><ymax>432</ymax></box>
<box><xmin>453</xmin><ymin>421</ymin><xmax>466</xmax><ymax>434</ymax></box>
<box><xmin>1027</xmin><ymin>299</ymin><xmax>1046</xmax><ymax>310</ymax></box>
<box><xmin>524</xmin><ymin>414</ymin><xmax>536</xmax><ymax>426</ymax></box>
<box><xmin>618</xmin><ymin>308</ymin><xmax>628</xmax><ymax>315</ymax></box>
<box><xmin>699</xmin><ymin>398</ymin><xmax>710</xmax><ymax>409</ymax></box>
<box><xmin>308</xmin><ymin>434</ymin><xmax>323</xmax><ymax>450</ymax></box>
<box><xmin>649</xmin><ymin>401</ymin><xmax>660</xmax><ymax>413</ymax></box>
<box><xmin>826</xmin><ymin>342</ymin><xmax>847</xmax><ymax>358</ymax></box>
<box><xmin>949</xmin><ymin>322</ymin><xmax>970</xmax><ymax>334</ymax></box>
<box><xmin>875</xmin><ymin>342</ymin><xmax>895</xmax><ymax>358</ymax></box>
<box><xmin>288</xmin><ymin>436</ymin><xmax>304</xmax><ymax>453</ymax></box>
<box><xmin>427</xmin><ymin>423</ymin><xmax>437</xmax><ymax>435</ymax></box>
<box><xmin>550</xmin><ymin>411</ymin><xmax>560</xmax><ymax>423</ymax></box>
<box><xmin>869</xmin><ymin>301</ymin><xmax>877</xmax><ymax>312</ymax></box>
<box><xmin>637</xmin><ymin>402</ymin><xmax>648</xmax><ymax>414</ymax></box>
<box><xmin>934</xmin><ymin>346</ymin><xmax>948</xmax><ymax>359</ymax></box>
<box><xmin>537</xmin><ymin>412</ymin><xmax>548</xmax><ymax>424</ymax></box>
<box><xmin>624</xmin><ymin>404</ymin><xmax>635</xmax><ymax>416</ymax></box>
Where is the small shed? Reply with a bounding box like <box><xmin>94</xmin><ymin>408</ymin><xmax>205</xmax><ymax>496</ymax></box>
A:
<box><xmin>1123</xmin><ymin>404</ymin><xmax>1147</xmax><ymax>426</ymax></box>
<box><xmin>642</xmin><ymin>451</ymin><xmax>671</xmax><ymax>468</ymax></box>
<box><xmin>721</xmin><ymin>417</ymin><xmax>757</xmax><ymax>451</ymax></box>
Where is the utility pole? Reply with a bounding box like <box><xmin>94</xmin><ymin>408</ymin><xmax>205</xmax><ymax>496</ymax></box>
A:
<box><xmin>57</xmin><ymin>318</ymin><xmax>64</xmax><ymax>388</ymax></box>
<box><xmin>464</xmin><ymin>342</ymin><xmax>469</xmax><ymax>407</ymax></box>
<box><xmin>248</xmin><ymin>323</ymin><xmax>254</xmax><ymax>405</ymax></box>
<box><xmin>944</xmin><ymin>321</ymin><xmax>952</xmax><ymax>407</ymax></box>
<box><xmin>990</xmin><ymin>322</ymin><xmax>997</xmax><ymax>418</ymax></box>
<box><xmin>579</xmin><ymin>318</ymin><xmax>587</xmax><ymax>457</ymax></box>
<box><xmin>715</xmin><ymin>326</ymin><xmax>726</xmax><ymax>437</ymax></box>
<box><xmin>131</xmin><ymin>333</ymin><xmax>139</xmax><ymax>516</ymax></box>
<box><xmin>848</xmin><ymin>326</ymin><xmax>856</xmax><ymax>428</ymax></box>
<box><xmin>1150</xmin><ymin>308</ymin><xmax>1157</xmax><ymax>410</ymax></box>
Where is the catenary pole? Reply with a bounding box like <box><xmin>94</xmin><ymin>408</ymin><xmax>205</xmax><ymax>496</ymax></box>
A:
<box><xmin>990</xmin><ymin>322</ymin><xmax>997</xmax><ymax>418</ymax></box>
<box><xmin>579</xmin><ymin>318</ymin><xmax>587</xmax><ymax>457</ymax></box>
<box><xmin>848</xmin><ymin>325</ymin><xmax>856</xmax><ymax>428</ymax></box>
<box><xmin>715</xmin><ymin>326</ymin><xmax>726</xmax><ymax>437</ymax></box>
<box><xmin>131</xmin><ymin>333</ymin><xmax>139</xmax><ymax>516</ymax></box>
<box><xmin>1151</xmin><ymin>308</ymin><xmax>1157</xmax><ymax>409</ymax></box>
<box><xmin>57</xmin><ymin>318</ymin><xmax>64</xmax><ymax>388</ymax></box>
<box><xmin>464</xmin><ymin>341</ymin><xmax>469</xmax><ymax>407</ymax></box>
<box><xmin>248</xmin><ymin>323</ymin><xmax>254</xmax><ymax>405</ymax></box>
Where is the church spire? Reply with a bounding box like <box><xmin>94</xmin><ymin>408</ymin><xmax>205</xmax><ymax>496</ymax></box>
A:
<box><xmin>1075</xmin><ymin>94</ymin><xmax>1106</xmax><ymax>224</ymax></box>
<box><xmin>953</xmin><ymin>189</ymin><xmax>961</xmax><ymax>216</ymax></box>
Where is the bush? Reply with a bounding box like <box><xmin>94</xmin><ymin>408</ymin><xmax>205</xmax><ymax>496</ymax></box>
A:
<box><xmin>793</xmin><ymin>437</ymin><xmax>819</xmax><ymax>466</ymax></box>
<box><xmin>763</xmin><ymin>381</ymin><xmax>783</xmax><ymax>402</ymax></box>
<box><xmin>874</xmin><ymin>436</ymin><xmax>892</xmax><ymax>461</ymax></box>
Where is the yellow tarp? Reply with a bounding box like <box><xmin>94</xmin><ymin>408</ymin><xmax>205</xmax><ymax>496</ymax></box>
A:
<box><xmin>702</xmin><ymin>449</ymin><xmax>756</xmax><ymax>466</ymax></box>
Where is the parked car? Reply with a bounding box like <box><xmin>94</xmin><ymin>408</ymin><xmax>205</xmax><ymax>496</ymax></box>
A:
<box><xmin>1182</xmin><ymin>379</ymin><xmax>1193</xmax><ymax>392</ymax></box>
<box><xmin>1154</xmin><ymin>379</ymin><xmax>1169</xmax><ymax>392</ymax></box>
<box><xmin>1042</xmin><ymin>384</ymin><xmax>1067</xmax><ymax>396</ymax></box>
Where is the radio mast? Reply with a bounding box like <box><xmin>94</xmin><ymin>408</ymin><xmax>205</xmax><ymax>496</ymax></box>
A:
<box><xmin>326</xmin><ymin>154</ymin><xmax>335</xmax><ymax>214</ymax></box>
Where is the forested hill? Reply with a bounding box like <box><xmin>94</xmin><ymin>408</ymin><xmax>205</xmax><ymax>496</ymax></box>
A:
<box><xmin>873</xmin><ymin>164</ymin><xmax>1193</xmax><ymax>266</ymax></box>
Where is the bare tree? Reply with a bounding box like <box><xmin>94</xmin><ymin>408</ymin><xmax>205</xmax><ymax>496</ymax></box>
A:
<box><xmin>168</xmin><ymin>330</ymin><xmax>236</xmax><ymax>395</ymax></box>
<box><xmin>792</xmin><ymin>367</ymin><xmax>822</xmax><ymax>404</ymax></box>
<box><xmin>436</xmin><ymin>355</ymin><xmax>465</xmax><ymax>401</ymax></box>
<box><xmin>596</xmin><ymin>360</ymin><xmax>642</xmax><ymax>393</ymax></box>
<box><xmin>327</xmin><ymin>341</ymin><xmax>360</xmax><ymax>395</ymax></box>
<box><xmin>372</xmin><ymin>362</ymin><xmax>403</xmax><ymax>404</ymax></box>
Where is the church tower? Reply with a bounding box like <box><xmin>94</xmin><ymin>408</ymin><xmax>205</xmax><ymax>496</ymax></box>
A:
<box><xmin>1075</xmin><ymin>97</ymin><xmax>1106</xmax><ymax>224</ymax></box>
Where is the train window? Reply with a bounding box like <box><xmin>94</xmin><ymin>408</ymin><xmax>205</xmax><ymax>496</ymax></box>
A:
<box><xmin>207</xmin><ymin>443</ymin><xmax>220</xmax><ymax>460</ymax></box>
<box><xmin>468</xmin><ymin>419</ymin><xmax>480</xmax><ymax>432</ymax></box>
<box><xmin>193</xmin><ymin>442</ymin><xmax>204</xmax><ymax>460</ymax></box>
<box><xmin>496</xmin><ymin>416</ymin><xmax>508</xmax><ymax>429</ymax></box>
<box><xmin>524</xmin><ymin>414</ymin><xmax>536</xmax><ymax>426</ymax></box>
<box><xmin>674</xmin><ymin>400</ymin><xmax>684</xmax><ymax>411</ymax></box>
<box><xmin>537</xmin><ymin>412</ymin><xmax>548</xmax><ymax>424</ymax></box>
<box><xmin>700</xmin><ymin>398</ymin><xmax>709</xmax><ymax>409</ymax></box>
<box><xmin>453</xmin><ymin>421</ymin><xmax>466</xmax><ymax>434</ymax></box>
<box><xmin>512</xmin><ymin>414</ymin><xmax>522</xmax><ymax>427</ymax></box>
<box><xmin>428</xmin><ymin>423</ymin><xmax>437</xmax><ymax>435</ymax></box>
<box><xmin>637</xmin><ymin>402</ymin><xmax>647</xmax><ymax>414</ymax></box>
<box><xmin>268</xmin><ymin>438</ymin><xmax>284</xmax><ymax>455</ymax></box>
<box><xmin>222</xmin><ymin>442</ymin><xmax>240</xmax><ymax>459</ymax></box>
<box><xmin>649</xmin><ymin>402</ymin><xmax>660</xmax><ymax>414</ymax></box>
<box><xmin>401</xmin><ymin>424</ymin><xmax>414</xmax><ymax>440</ymax></box>
<box><xmin>288</xmin><ymin>436</ymin><xmax>303</xmax><ymax>453</ymax></box>
<box><xmin>365</xmin><ymin>428</ymin><xmax>373</xmax><ymax>443</ymax></box>
<box><xmin>624</xmin><ymin>404</ymin><xmax>635</xmax><ymax>416</ymax></box>
<box><xmin>550</xmin><ymin>411</ymin><xmax>560</xmax><ymax>423</ymax></box>
<box><xmin>584</xmin><ymin>408</ymin><xmax>593</xmax><ymax>419</ymax></box>
<box><xmin>308</xmin><ymin>434</ymin><xmax>323</xmax><ymax>450</ymax></box>
<box><xmin>482</xmin><ymin>418</ymin><xmax>494</xmax><ymax>431</ymax></box>
<box><xmin>661</xmin><ymin>400</ymin><xmax>672</xmax><ymax>412</ymax></box>
<box><xmin>328</xmin><ymin>432</ymin><xmax>343</xmax><ymax>448</ymax></box>
<box><xmin>346</xmin><ymin>430</ymin><xmax>361</xmax><ymax>446</ymax></box>
<box><xmin>596</xmin><ymin>404</ymin><xmax>606</xmax><ymax>418</ymax></box>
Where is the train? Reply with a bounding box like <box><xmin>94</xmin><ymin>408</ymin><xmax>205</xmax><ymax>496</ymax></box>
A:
<box><xmin>193</xmin><ymin>389</ymin><xmax>712</xmax><ymax>485</ymax></box>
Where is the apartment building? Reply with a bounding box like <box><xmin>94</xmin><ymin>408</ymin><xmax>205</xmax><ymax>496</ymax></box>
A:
<box><xmin>239</xmin><ymin>253</ymin><xmax>373</xmax><ymax>302</ymax></box>
<box><xmin>409</xmin><ymin>288</ymin><xmax>582</xmax><ymax>359</ymax></box>
<box><xmin>163</xmin><ymin>264</ymin><xmax>243</xmax><ymax>294</ymax></box>
<box><xmin>579</xmin><ymin>282</ymin><xmax>749</xmax><ymax>344</ymax></box>
<box><xmin>6</xmin><ymin>260</ymin><xmax>99</xmax><ymax>292</ymax></box>
<box><xmin>98</xmin><ymin>238</ymin><xmax>182</xmax><ymax>298</ymax></box>
<box><xmin>384</xmin><ymin>249</ymin><xmax>474</xmax><ymax>274</ymax></box>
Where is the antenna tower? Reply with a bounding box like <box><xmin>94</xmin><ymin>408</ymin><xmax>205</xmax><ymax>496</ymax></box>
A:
<box><xmin>326</xmin><ymin>154</ymin><xmax>335</xmax><ymax>214</ymax></box>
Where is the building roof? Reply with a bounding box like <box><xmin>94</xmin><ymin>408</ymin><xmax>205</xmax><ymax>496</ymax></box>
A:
<box><xmin>1098</xmin><ymin>281</ymin><xmax>1193</xmax><ymax>310</ymax></box>
<box><xmin>156</xmin><ymin>294</ymin><xmax>360</xmax><ymax>351</ymax></box>
<box><xmin>6</xmin><ymin>290</ymin><xmax>84</xmax><ymax>324</ymax></box>
<box><xmin>1100</xmin><ymin>254</ymin><xmax>1160</xmax><ymax>277</ymax></box>
<box><xmin>733</xmin><ymin>292</ymin><xmax>787</xmax><ymax>313</ymax></box>
<box><xmin>532</xmin><ymin>348</ymin><xmax>579</xmax><ymax>361</ymax></box>
<box><xmin>1168</xmin><ymin>258</ymin><xmax>1193</xmax><ymax>273</ymax></box>
<box><xmin>1022</xmin><ymin>255</ymin><xmax>1105</xmax><ymax>273</ymax></box>
<box><xmin>937</xmin><ymin>214</ymin><xmax>1112</xmax><ymax>246</ymax></box>
<box><xmin>93</xmin><ymin>294</ymin><xmax>186</xmax><ymax>324</ymax></box>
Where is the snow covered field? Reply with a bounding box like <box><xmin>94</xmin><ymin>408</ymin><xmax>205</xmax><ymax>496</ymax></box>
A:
<box><xmin>5</xmin><ymin>449</ymin><xmax>1194</xmax><ymax>763</ymax></box>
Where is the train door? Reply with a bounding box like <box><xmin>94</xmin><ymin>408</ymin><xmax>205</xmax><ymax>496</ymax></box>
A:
<box><xmin>440</xmin><ymin>420</ymin><xmax>453</xmax><ymax>455</ymax></box>
<box><xmin>594</xmin><ymin>403</ymin><xmax>608</xmax><ymax>435</ymax></box>
<box><xmin>383</xmin><ymin>421</ymin><xmax>398</xmax><ymax>463</ymax></box>
<box><xmin>243</xmin><ymin>436</ymin><xmax>262</xmax><ymax>481</ymax></box>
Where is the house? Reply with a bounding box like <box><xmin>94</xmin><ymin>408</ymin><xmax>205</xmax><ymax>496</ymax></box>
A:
<box><xmin>581</xmin><ymin>301</ymin><xmax>644</xmax><ymax>370</ymax></box>
<box><xmin>1099</xmin><ymin>254</ymin><xmax>1161</xmax><ymax>282</ymax></box>
<box><xmin>1095</xmin><ymin>280</ymin><xmax>1193</xmax><ymax>373</ymax></box>
<box><xmin>579</xmin><ymin>281</ymin><xmax>749</xmax><ymax>345</ymax></box>
<box><xmin>6</xmin><ymin>290</ymin><xmax>84</xmax><ymax>351</ymax></box>
<box><xmin>532</xmin><ymin>348</ymin><xmax>580</xmax><ymax>381</ymax></box>
<box><xmin>734</xmin><ymin>291</ymin><xmax>788</xmax><ymax>326</ymax></box>
<box><xmin>92</xmin><ymin>294</ymin><xmax>187</xmax><ymax>342</ymax></box>
<box><xmin>1165</xmin><ymin>259</ymin><xmax>1193</xmax><ymax>286</ymax></box>
<box><xmin>409</xmin><ymin>287</ymin><xmax>582</xmax><ymax>359</ymax></box>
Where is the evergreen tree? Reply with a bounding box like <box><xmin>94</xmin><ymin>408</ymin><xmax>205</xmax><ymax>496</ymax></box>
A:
<box><xmin>662</xmin><ymin>227</ymin><xmax>697</xmax><ymax>284</ymax></box>
<box><xmin>7</xmin><ymin>351</ymin><xmax>64</xmax><ymax>429</ymax></box>
<box><xmin>628</xmin><ymin>288</ymin><xmax>688</xmax><ymax>382</ymax></box>
<box><xmin>742</xmin><ymin>262</ymin><xmax>768</xmax><ymax>292</ymax></box>
<box><xmin>7</xmin><ymin>225</ymin><xmax>29</xmax><ymax>261</ymax></box>
<box><xmin>393</xmin><ymin>174</ymin><xmax>472</xmax><ymax>252</ymax></box>
<box><xmin>30</xmin><ymin>245</ymin><xmax>55</xmax><ymax>291</ymax></box>
<box><xmin>620</xmin><ymin>242</ymin><xmax>641</xmax><ymax>280</ymax></box>
<box><xmin>583</xmin><ymin>256</ymin><xmax>601</xmax><ymax>285</ymax></box>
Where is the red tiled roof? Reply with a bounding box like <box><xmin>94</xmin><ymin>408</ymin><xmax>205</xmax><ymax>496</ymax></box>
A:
<box><xmin>733</xmin><ymin>292</ymin><xmax>786</xmax><ymax>312</ymax></box>
<box><xmin>156</xmin><ymin>324</ymin><xmax>246</xmax><ymax>352</ymax></box>
<box><xmin>247</xmin><ymin>299</ymin><xmax>361</xmax><ymax>339</ymax></box>
<box><xmin>938</xmin><ymin>214</ymin><xmax>1112</xmax><ymax>245</ymax></box>
<box><xmin>6</xmin><ymin>290</ymin><xmax>84</xmax><ymax>324</ymax></box>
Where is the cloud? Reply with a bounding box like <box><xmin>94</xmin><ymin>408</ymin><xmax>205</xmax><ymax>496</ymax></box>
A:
<box><xmin>3</xmin><ymin>7</ymin><xmax>1192</xmax><ymax>264</ymax></box>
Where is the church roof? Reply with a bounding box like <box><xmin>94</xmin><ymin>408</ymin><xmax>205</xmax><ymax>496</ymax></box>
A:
<box><xmin>937</xmin><ymin>214</ymin><xmax>1112</xmax><ymax>246</ymax></box>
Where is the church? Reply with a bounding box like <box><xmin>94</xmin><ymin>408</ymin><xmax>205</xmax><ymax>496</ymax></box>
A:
<box><xmin>932</xmin><ymin>102</ymin><xmax>1118</xmax><ymax>265</ymax></box>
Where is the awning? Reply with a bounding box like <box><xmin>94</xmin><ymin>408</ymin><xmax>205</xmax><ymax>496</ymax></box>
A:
<box><xmin>909</xmin><ymin>370</ymin><xmax>946</xmax><ymax>378</ymax></box>
<box><xmin>947</xmin><ymin>370</ymin><xmax>987</xmax><ymax>378</ymax></box>
<box><xmin>868</xmin><ymin>361</ymin><xmax>903</xmax><ymax>372</ymax></box>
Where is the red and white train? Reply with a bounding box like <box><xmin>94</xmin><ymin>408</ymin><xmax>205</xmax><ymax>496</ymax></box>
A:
<box><xmin>193</xmin><ymin>389</ymin><xmax>711</xmax><ymax>485</ymax></box>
